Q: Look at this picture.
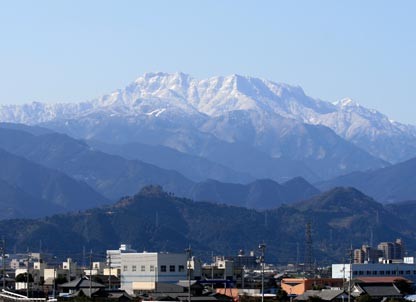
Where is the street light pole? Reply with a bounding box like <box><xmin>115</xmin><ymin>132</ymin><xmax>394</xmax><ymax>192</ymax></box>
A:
<box><xmin>259</xmin><ymin>244</ymin><xmax>266</xmax><ymax>302</ymax></box>
<box><xmin>185</xmin><ymin>247</ymin><xmax>192</xmax><ymax>302</ymax></box>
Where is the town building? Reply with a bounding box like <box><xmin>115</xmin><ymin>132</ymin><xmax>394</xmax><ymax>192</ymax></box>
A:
<box><xmin>354</xmin><ymin>245</ymin><xmax>382</xmax><ymax>264</ymax></box>
<box><xmin>107</xmin><ymin>244</ymin><xmax>137</xmax><ymax>271</ymax></box>
<box><xmin>294</xmin><ymin>289</ymin><xmax>351</xmax><ymax>302</ymax></box>
<box><xmin>354</xmin><ymin>239</ymin><xmax>405</xmax><ymax>264</ymax></box>
<box><xmin>378</xmin><ymin>239</ymin><xmax>404</xmax><ymax>261</ymax></box>
<box><xmin>120</xmin><ymin>251</ymin><xmax>187</xmax><ymax>295</ymax></box>
<box><xmin>332</xmin><ymin>258</ymin><xmax>416</xmax><ymax>282</ymax></box>
<box><xmin>281</xmin><ymin>278</ymin><xmax>344</xmax><ymax>295</ymax></box>
<box><xmin>228</xmin><ymin>250</ymin><xmax>258</xmax><ymax>269</ymax></box>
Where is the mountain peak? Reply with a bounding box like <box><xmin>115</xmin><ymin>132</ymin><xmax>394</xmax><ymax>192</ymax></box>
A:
<box><xmin>295</xmin><ymin>186</ymin><xmax>382</xmax><ymax>213</ymax></box>
<box><xmin>334</xmin><ymin>98</ymin><xmax>360</xmax><ymax>108</ymax></box>
<box><xmin>1</xmin><ymin>72</ymin><xmax>416</xmax><ymax>164</ymax></box>
<box><xmin>136</xmin><ymin>185</ymin><xmax>171</xmax><ymax>198</ymax></box>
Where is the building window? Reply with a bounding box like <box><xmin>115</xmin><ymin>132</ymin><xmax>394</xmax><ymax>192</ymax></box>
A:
<box><xmin>353</xmin><ymin>271</ymin><xmax>357</xmax><ymax>276</ymax></box>
<box><xmin>399</xmin><ymin>271</ymin><xmax>404</xmax><ymax>275</ymax></box>
<box><xmin>372</xmin><ymin>271</ymin><xmax>377</xmax><ymax>275</ymax></box>
<box><xmin>150</xmin><ymin>265</ymin><xmax>155</xmax><ymax>272</ymax></box>
<box><xmin>170</xmin><ymin>265</ymin><xmax>175</xmax><ymax>272</ymax></box>
<box><xmin>406</xmin><ymin>270</ymin><xmax>411</xmax><ymax>275</ymax></box>
<box><xmin>366</xmin><ymin>271</ymin><xmax>371</xmax><ymax>275</ymax></box>
<box><xmin>161</xmin><ymin>265</ymin><xmax>167</xmax><ymax>272</ymax></box>
<box><xmin>141</xmin><ymin>265</ymin><xmax>145</xmax><ymax>272</ymax></box>
<box><xmin>386</xmin><ymin>271</ymin><xmax>391</xmax><ymax>275</ymax></box>
<box><xmin>123</xmin><ymin>265</ymin><xmax>128</xmax><ymax>272</ymax></box>
<box><xmin>358</xmin><ymin>271</ymin><xmax>364</xmax><ymax>275</ymax></box>
<box><xmin>179</xmin><ymin>265</ymin><xmax>185</xmax><ymax>272</ymax></box>
<box><xmin>132</xmin><ymin>265</ymin><xmax>137</xmax><ymax>272</ymax></box>
<box><xmin>380</xmin><ymin>271</ymin><xmax>385</xmax><ymax>275</ymax></box>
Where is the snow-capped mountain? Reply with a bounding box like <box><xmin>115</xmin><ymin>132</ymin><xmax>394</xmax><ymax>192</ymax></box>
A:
<box><xmin>2</xmin><ymin>72</ymin><xmax>413</xmax><ymax>180</ymax></box>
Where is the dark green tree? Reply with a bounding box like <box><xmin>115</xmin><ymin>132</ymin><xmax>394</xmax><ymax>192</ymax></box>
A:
<box><xmin>15</xmin><ymin>273</ymin><xmax>34</xmax><ymax>283</ymax></box>
<box><xmin>394</xmin><ymin>279</ymin><xmax>415</xmax><ymax>295</ymax></box>
<box><xmin>356</xmin><ymin>294</ymin><xmax>372</xmax><ymax>302</ymax></box>
<box><xmin>276</xmin><ymin>288</ymin><xmax>288</xmax><ymax>302</ymax></box>
<box><xmin>308</xmin><ymin>296</ymin><xmax>324</xmax><ymax>302</ymax></box>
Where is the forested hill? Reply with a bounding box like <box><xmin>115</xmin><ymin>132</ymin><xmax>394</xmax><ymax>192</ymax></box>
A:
<box><xmin>0</xmin><ymin>186</ymin><xmax>414</xmax><ymax>264</ymax></box>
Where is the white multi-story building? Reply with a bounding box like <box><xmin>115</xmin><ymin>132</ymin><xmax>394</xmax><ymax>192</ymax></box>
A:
<box><xmin>107</xmin><ymin>244</ymin><xmax>137</xmax><ymax>270</ymax></box>
<box><xmin>84</xmin><ymin>261</ymin><xmax>106</xmax><ymax>276</ymax></box>
<box><xmin>62</xmin><ymin>258</ymin><xmax>78</xmax><ymax>281</ymax></box>
<box><xmin>332</xmin><ymin>258</ymin><xmax>416</xmax><ymax>282</ymax></box>
<box><xmin>43</xmin><ymin>267</ymin><xmax>69</xmax><ymax>285</ymax></box>
<box><xmin>120</xmin><ymin>252</ymin><xmax>187</xmax><ymax>295</ymax></box>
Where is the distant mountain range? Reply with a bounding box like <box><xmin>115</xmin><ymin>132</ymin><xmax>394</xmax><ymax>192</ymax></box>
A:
<box><xmin>0</xmin><ymin>148</ymin><xmax>108</xmax><ymax>219</ymax></box>
<box><xmin>1</xmin><ymin>117</ymin><xmax>416</xmax><ymax>221</ymax></box>
<box><xmin>88</xmin><ymin>139</ymin><xmax>254</xmax><ymax>184</ymax></box>
<box><xmin>0</xmin><ymin>186</ymin><xmax>413</xmax><ymax>264</ymax></box>
<box><xmin>0</xmin><ymin>125</ymin><xmax>322</xmax><ymax>217</ymax></box>
<box><xmin>317</xmin><ymin>157</ymin><xmax>416</xmax><ymax>203</ymax></box>
<box><xmin>188</xmin><ymin>177</ymin><xmax>320</xmax><ymax>209</ymax></box>
<box><xmin>0</xmin><ymin>127</ymin><xmax>194</xmax><ymax>200</ymax></box>
<box><xmin>4</xmin><ymin>72</ymin><xmax>413</xmax><ymax>181</ymax></box>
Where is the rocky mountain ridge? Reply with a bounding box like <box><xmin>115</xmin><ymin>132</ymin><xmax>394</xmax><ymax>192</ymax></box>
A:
<box><xmin>0</xmin><ymin>73</ymin><xmax>395</xmax><ymax>181</ymax></box>
<box><xmin>1</xmin><ymin>72</ymin><xmax>415</xmax><ymax>163</ymax></box>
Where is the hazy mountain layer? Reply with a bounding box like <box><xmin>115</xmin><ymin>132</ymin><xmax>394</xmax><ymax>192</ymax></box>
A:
<box><xmin>317</xmin><ymin>156</ymin><xmax>416</xmax><ymax>203</ymax></box>
<box><xmin>189</xmin><ymin>177</ymin><xmax>320</xmax><ymax>209</ymax></box>
<box><xmin>0</xmin><ymin>125</ymin><xmax>320</xmax><ymax>212</ymax></box>
<box><xmin>88</xmin><ymin>139</ymin><xmax>254</xmax><ymax>184</ymax></box>
<box><xmin>0</xmin><ymin>148</ymin><xmax>108</xmax><ymax>215</ymax></box>
<box><xmin>0</xmin><ymin>127</ymin><xmax>194</xmax><ymax>200</ymax></box>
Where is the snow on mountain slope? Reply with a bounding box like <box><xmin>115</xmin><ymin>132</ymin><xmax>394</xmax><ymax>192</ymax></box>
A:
<box><xmin>0</xmin><ymin>72</ymin><xmax>414</xmax><ymax>164</ymax></box>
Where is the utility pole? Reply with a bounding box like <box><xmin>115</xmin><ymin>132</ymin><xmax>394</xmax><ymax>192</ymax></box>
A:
<box><xmin>108</xmin><ymin>254</ymin><xmax>112</xmax><ymax>290</ymax></box>
<box><xmin>82</xmin><ymin>246</ymin><xmax>86</xmax><ymax>268</ymax></box>
<box><xmin>211</xmin><ymin>252</ymin><xmax>214</xmax><ymax>291</ymax></box>
<box><xmin>259</xmin><ymin>243</ymin><xmax>266</xmax><ymax>302</ymax></box>
<box><xmin>241</xmin><ymin>265</ymin><xmax>245</xmax><ymax>291</ymax></box>
<box><xmin>185</xmin><ymin>247</ymin><xmax>192</xmax><ymax>302</ymax></box>
<box><xmin>52</xmin><ymin>266</ymin><xmax>56</xmax><ymax>299</ymax></box>
<box><xmin>89</xmin><ymin>250</ymin><xmax>92</xmax><ymax>299</ymax></box>
<box><xmin>296</xmin><ymin>242</ymin><xmax>300</xmax><ymax>272</ymax></box>
<box><xmin>305</xmin><ymin>222</ymin><xmax>313</xmax><ymax>274</ymax></box>
<box><xmin>348</xmin><ymin>245</ymin><xmax>353</xmax><ymax>302</ymax></box>
<box><xmin>26</xmin><ymin>252</ymin><xmax>30</xmax><ymax>298</ymax></box>
<box><xmin>1</xmin><ymin>238</ymin><xmax>5</xmax><ymax>290</ymax></box>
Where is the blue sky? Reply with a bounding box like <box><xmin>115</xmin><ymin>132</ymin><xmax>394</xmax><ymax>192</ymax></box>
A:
<box><xmin>1</xmin><ymin>0</ymin><xmax>415</xmax><ymax>123</ymax></box>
